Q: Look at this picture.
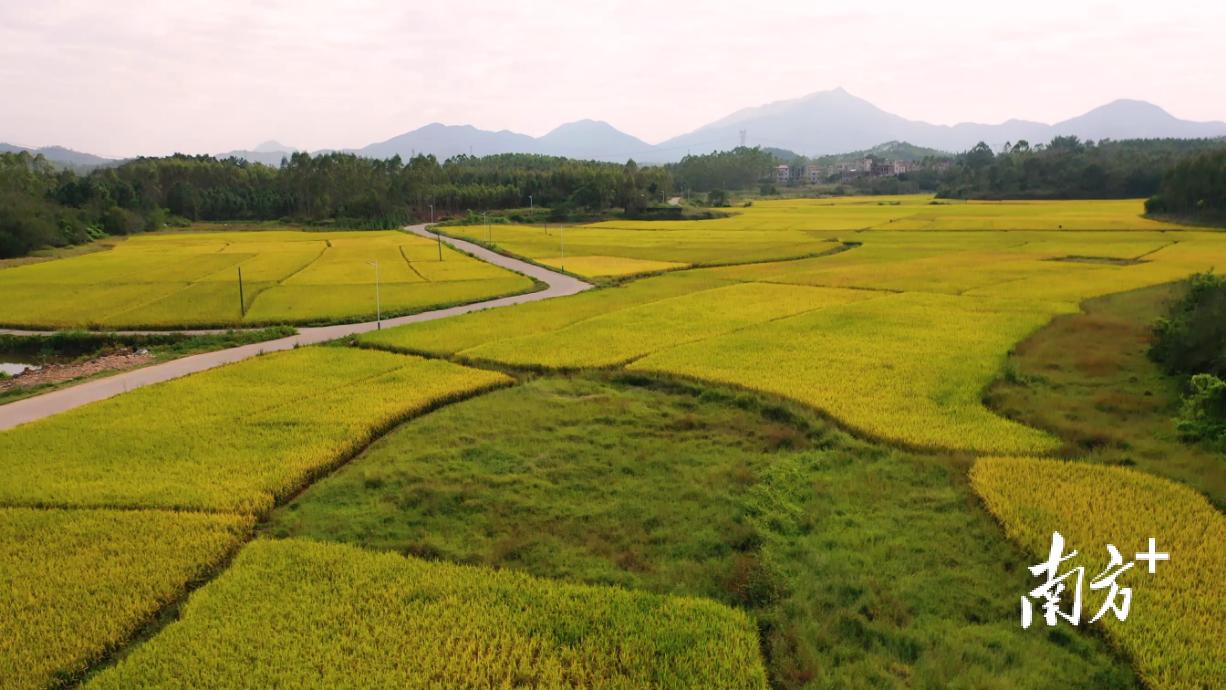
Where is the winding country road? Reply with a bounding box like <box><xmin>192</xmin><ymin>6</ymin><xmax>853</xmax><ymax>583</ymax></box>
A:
<box><xmin>0</xmin><ymin>225</ymin><xmax>591</xmax><ymax>430</ymax></box>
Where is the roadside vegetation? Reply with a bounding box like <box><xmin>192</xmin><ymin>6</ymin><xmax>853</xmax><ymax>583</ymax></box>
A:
<box><xmin>0</xmin><ymin>327</ymin><xmax>294</xmax><ymax>404</ymax></box>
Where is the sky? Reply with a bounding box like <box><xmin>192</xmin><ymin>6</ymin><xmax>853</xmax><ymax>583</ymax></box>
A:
<box><xmin>1</xmin><ymin>0</ymin><xmax>1223</xmax><ymax>158</ymax></box>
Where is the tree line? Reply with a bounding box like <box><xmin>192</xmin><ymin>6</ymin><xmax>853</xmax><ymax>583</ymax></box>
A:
<box><xmin>936</xmin><ymin>136</ymin><xmax>1224</xmax><ymax>200</ymax></box>
<box><xmin>0</xmin><ymin>151</ymin><xmax>676</xmax><ymax>258</ymax></box>
<box><xmin>1145</xmin><ymin>148</ymin><xmax>1226</xmax><ymax>223</ymax></box>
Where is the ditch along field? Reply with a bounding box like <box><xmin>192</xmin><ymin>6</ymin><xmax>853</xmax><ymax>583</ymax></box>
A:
<box><xmin>3</xmin><ymin>196</ymin><xmax>1224</xmax><ymax>689</ymax></box>
<box><xmin>0</xmin><ymin>228</ymin><xmax>536</xmax><ymax>329</ymax></box>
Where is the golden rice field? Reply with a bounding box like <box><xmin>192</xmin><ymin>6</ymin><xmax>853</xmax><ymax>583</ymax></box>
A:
<box><xmin>0</xmin><ymin>507</ymin><xmax>253</xmax><ymax>690</ymax></box>
<box><xmin>0</xmin><ymin>348</ymin><xmax>510</xmax><ymax>514</ymax></box>
<box><xmin>86</xmin><ymin>539</ymin><xmax>769</xmax><ymax>690</ymax></box>
<box><xmin>460</xmin><ymin>282</ymin><xmax>877</xmax><ymax>369</ymax></box>
<box><xmin>0</xmin><ymin>229</ymin><xmax>535</xmax><ymax>329</ymax></box>
<box><xmin>971</xmin><ymin>457</ymin><xmax>1225</xmax><ymax>690</ymax></box>
<box><xmin>629</xmin><ymin>292</ymin><xmax>1072</xmax><ymax>453</ymax></box>
<box><xmin>536</xmin><ymin>254</ymin><xmax>689</xmax><ymax>277</ymax></box>
<box><xmin>367</xmin><ymin>197</ymin><xmax>1226</xmax><ymax>453</ymax></box>
<box><xmin>439</xmin><ymin>196</ymin><xmax>1202</xmax><ymax>279</ymax></box>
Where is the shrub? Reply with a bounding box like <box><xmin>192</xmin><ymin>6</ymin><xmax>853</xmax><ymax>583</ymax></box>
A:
<box><xmin>1175</xmin><ymin>373</ymin><xmax>1226</xmax><ymax>449</ymax></box>
<box><xmin>1150</xmin><ymin>272</ymin><xmax>1226</xmax><ymax>378</ymax></box>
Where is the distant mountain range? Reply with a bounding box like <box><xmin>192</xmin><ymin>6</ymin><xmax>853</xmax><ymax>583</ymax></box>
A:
<box><xmin>650</xmin><ymin>88</ymin><xmax>1226</xmax><ymax>158</ymax></box>
<box><xmin>0</xmin><ymin>142</ymin><xmax>117</xmax><ymax>168</ymax></box>
<box><xmin>6</xmin><ymin>89</ymin><xmax>1225</xmax><ymax>168</ymax></box>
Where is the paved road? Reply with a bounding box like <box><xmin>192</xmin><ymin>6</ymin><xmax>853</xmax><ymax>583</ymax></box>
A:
<box><xmin>0</xmin><ymin>225</ymin><xmax>591</xmax><ymax>430</ymax></box>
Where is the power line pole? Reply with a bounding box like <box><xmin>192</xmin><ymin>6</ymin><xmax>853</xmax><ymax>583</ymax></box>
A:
<box><xmin>484</xmin><ymin>211</ymin><xmax>490</xmax><ymax>242</ymax></box>
<box><xmin>429</xmin><ymin>203</ymin><xmax>442</xmax><ymax>260</ymax></box>
<box><xmin>560</xmin><ymin>224</ymin><xmax>565</xmax><ymax>272</ymax></box>
<box><xmin>237</xmin><ymin>266</ymin><xmax>245</xmax><ymax>317</ymax></box>
<box><xmin>369</xmin><ymin>260</ymin><xmax>381</xmax><ymax>329</ymax></box>
<box><xmin>739</xmin><ymin>129</ymin><xmax>747</xmax><ymax>148</ymax></box>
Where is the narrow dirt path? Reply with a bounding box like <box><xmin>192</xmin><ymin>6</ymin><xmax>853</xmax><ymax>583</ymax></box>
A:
<box><xmin>0</xmin><ymin>225</ymin><xmax>591</xmax><ymax>430</ymax></box>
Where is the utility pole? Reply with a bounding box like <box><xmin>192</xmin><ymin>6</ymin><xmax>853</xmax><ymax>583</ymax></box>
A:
<box><xmin>237</xmin><ymin>266</ymin><xmax>245</xmax><ymax>317</ymax></box>
<box><xmin>368</xmin><ymin>260</ymin><xmax>381</xmax><ymax>329</ymax></box>
<box><xmin>429</xmin><ymin>203</ymin><xmax>441</xmax><ymax>260</ymax></box>
<box><xmin>560</xmin><ymin>224</ymin><xmax>565</xmax><ymax>272</ymax></box>
<box><xmin>484</xmin><ymin>211</ymin><xmax>490</xmax><ymax>242</ymax></box>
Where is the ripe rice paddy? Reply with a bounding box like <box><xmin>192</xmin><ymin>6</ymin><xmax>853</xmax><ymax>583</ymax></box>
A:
<box><xmin>0</xmin><ymin>347</ymin><xmax>511</xmax><ymax>514</ymax></box>
<box><xmin>85</xmin><ymin>539</ymin><xmax>769</xmax><ymax>690</ymax></box>
<box><xmin>0</xmin><ymin>507</ymin><xmax>253</xmax><ymax>690</ymax></box>
<box><xmin>0</xmin><ymin>229</ymin><xmax>535</xmax><ymax>329</ymax></box>
<box><xmin>972</xmin><ymin>457</ymin><xmax>1225</xmax><ymax>690</ymax></box>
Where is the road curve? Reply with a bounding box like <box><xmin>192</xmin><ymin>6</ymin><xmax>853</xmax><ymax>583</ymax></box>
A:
<box><xmin>0</xmin><ymin>225</ymin><xmax>591</xmax><ymax>430</ymax></box>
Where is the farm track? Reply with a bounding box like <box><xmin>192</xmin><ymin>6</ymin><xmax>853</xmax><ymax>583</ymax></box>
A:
<box><xmin>0</xmin><ymin>225</ymin><xmax>591</xmax><ymax>430</ymax></box>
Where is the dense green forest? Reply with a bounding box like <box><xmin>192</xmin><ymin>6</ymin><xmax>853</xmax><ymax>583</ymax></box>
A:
<box><xmin>937</xmin><ymin>137</ymin><xmax>1224</xmax><ymax>199</ymax></box>
<box><xmin>1145</xmin><ymin>148</ymin><xmax>1226</xmax><ymax>223</ymax></box>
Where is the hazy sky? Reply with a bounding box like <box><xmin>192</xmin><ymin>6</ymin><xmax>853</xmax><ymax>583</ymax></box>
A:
<box><xmin>2</xmin><ymin>0</ymin><xmax>1223</xmax><ymax>158</ymax></box>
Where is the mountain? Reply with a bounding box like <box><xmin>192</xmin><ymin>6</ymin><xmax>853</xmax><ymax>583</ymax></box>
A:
<box><xmin>8</xmin><ymin>93</ymin><xmax>1224</xmax><ymax>168</ymax></box>
<box><xmin>355</xmin><ymin>123</ymin><xmax>538</xmax><ymax>160</ymax></box>
<box><xmin>655</xmin><ymin>88</ymin><xmax>1226</xmax><ymax>157</ymax></box>
<box><xmin>1052</xmin><ymin>99</ymin><xmax>1226</xmax><ymax>141</ymax></box>
<box><xmin>252</xmin><ymin>140</ymin><xmax>293</xmax><ymax>153</ymax></box>
<box><xmin>534</xmin><ymin>120</ymin><xmax>656</xmax><ymax>161</ymax></box>
<box><xmin>217</xmin><ymin>140</ymin><xmax>301</xmax><ymax>166</ymax></box>
<box><xmin>0</xmin><ymin>143</ymin><xmax>116</xmax><ymax>168</ymax></box>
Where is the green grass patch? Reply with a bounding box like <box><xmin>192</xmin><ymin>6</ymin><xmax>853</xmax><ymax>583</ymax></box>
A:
<box><xmin>266</xmin><ymin>376</ymin><xmax>1137</xmax><ymax>689</ymax></box>
<box><xmin>985</xmin><ymin>281</ymin><xmax>1226</xmax><ymax>507</ymax></box>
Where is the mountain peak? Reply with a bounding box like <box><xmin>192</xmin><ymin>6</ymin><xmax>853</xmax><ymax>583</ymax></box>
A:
<box><xmin>543</xmin><ymin>119</ymin><xmax>618</xmax><ymax>136</ymax></box>
<box><xmin>253</xmin><ymin>140</ymin><xmax>293</xmax><ymax>152</ymax></box>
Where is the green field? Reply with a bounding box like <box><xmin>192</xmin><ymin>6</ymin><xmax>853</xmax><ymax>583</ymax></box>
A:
<box><xmin>0</xmin><ymin>229</ymin><xmax>536</xmax><ymax>329</ymax></box>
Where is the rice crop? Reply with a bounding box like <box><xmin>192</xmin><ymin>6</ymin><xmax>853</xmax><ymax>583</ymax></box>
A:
<box><xmin>971</xmin><ymin>456</ymin><xmax>1225</xmax><ymax>690</ymax></box>
<box><xmin>358</xmin><ymin>269</ymin><xmax>733</xmax><ymax>356</ymax></box>
<box><xmin>628</xmin><ymin>292</ymin><xmax>1072</xmax><ymax>454</ymax></box>
<box><xmin>85</xmin><ymin>538</ymin><xmax>769</xmax><ymax>690</ymax></box>
<box><xmin>460</xmin><ymin>282</ymin><xmax>878</xmax><ymax>368</ymax></box>
<box><xmin>0</xmin><ymin>347</ymin><xmax>511</xmax><ymax>514</ymax></box>
<box><xmin>0</xmin><ymin>229</ymin><xmax>534</xmax><ymax>329</ymax></box>
<box><xmin>0</xmin><ymin>507</ymin><xmax>252</xmax><ymax>690</ymax></box>
<box><xmin>536</xmin><ymin>254</ymin><xmax>689</xmax><ymax>277</ymax></box>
